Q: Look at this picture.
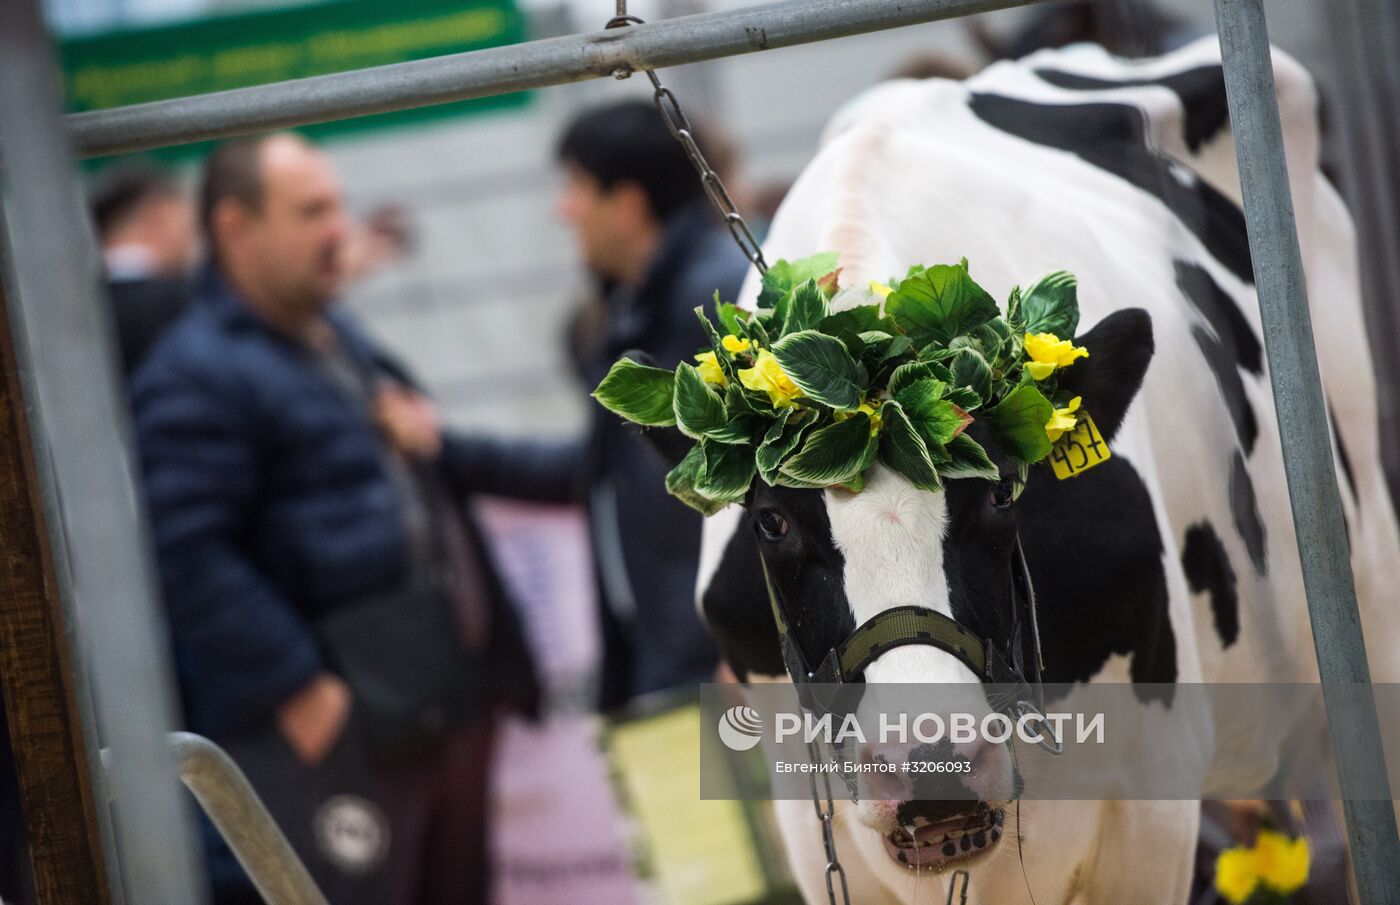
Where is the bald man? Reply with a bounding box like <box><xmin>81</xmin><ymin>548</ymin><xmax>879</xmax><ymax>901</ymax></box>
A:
<box><xmin>131</xmin><ymin>134</ymin><xmax>554</xmax><ymax>905</ymax></box>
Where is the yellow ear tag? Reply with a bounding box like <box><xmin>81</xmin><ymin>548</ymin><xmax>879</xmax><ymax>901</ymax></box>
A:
<box><xmin>1050</xmin><ymin>410</ymin><xmax>1111</xmax><ymax>480</ymax></box>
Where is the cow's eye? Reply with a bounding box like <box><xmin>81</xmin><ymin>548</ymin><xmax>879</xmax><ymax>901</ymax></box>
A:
<box><xmin>756</xmin><ymin>509</ymin><xmax>789</xmax><ymax>541</ymax></box>
<box><xmin>989</xmin><ymin>479</ymin><xmax>1015</xmax><ymax>511</ymax></box>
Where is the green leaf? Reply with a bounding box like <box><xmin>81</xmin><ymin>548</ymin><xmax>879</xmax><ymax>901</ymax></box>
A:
<box><xmin>896</xmin><ymin>378</ymin><xmax>973</xmax><ymax>448</ymax></box>
<box><xmin>673</xmin><ymin>362</ymin><xmax>731</xmax><ymax>440</ymax></box>
<box><xmin>783</xmin><ymin>279</ymin><xmax>830</xmax><ymax>336</ymax></box>
<box><xmin>739</xmin><ymin>313</ymin><xmax>772</xmax><ymax>350</ymax></box>
<box><xmin>878</xmin><ymin>401</ymin><xmax>943</xmax><ymax>492</ymax></box>
<box><xmin>770</xmin><ymin>330</ymin><xmax>864</xmax><ymax>410</ymax></box>
<box><xmin>984</xmin><ymin>382</ymin><xmax>1054</xmax><ymax>463</ymax></box>
<box><xmin>591</xmin><ymin>358</ymin><xmax>677</xmax><ymax>426</ymax></box>
<box><xmin>697</xmin><ymin>440</ymin><xmax>758</xmax><ymax>502</ymax></box>
<box><xmin>1005</xmin><ymin>285</ymin><xmax>1024</xmax><ymax>331</ymax></box>
<box><xmin>665</xmin><ymin>446</ymin><xmax>727</xmax><ymax>515</ymax></box>
<box><xmin>942</xmin><ymin>433</ymin><xmax>1000</xmax><ymax>481</ymax></box>
<box><xmin>757</xmin><ymin>253</ymin><xmax>841</xmax><ymax>309</ymax></box>
<box><xmin>693</xmin><ymin>307</ymin><xmax>739</xmax><ymax>383</ymax></box>
<box><xmin>885</xmin><ymin>262</ymin><xmax>1000</xmax><ymax>348</ymax></box>
<box><xmin>947</xmin><ymin>386</ymin><xmax>983</xmax><ymax>411</ymax></box>
<box><xmin>780</xmin><ymin>414</ymin><xmax>877</xmax><ymax>487</ymax></box>
<box><xmin>949</xmin><ymin>348</ymin><xmax>993</xmax><ymax>401</ymax></box>
<box><xmin>756</xmin><ymin>409</ymin><xmax>811</xmax><ymax>484</ymax></box>
<box><xmin>889</xmin><ymin>360</ymin><xmax>955</xmax><ymax>400</ymax></box>
<box><xmin>716</xmin><ymin>297</ymin><xmax>748</xmax><ymax>336</ymax></box>
<box><xmin>1021</xmin><ymin>271</ymin><xmax>1080</xmax><ymax>339</ymax></box>
<box><xmin>819</xmin><ymin>304</ymin><xmax>890</xmax><ymax>339</ymax></box>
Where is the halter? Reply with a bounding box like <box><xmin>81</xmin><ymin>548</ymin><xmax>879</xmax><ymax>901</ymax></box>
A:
<box><xmin>758</xmin><ymin>532</ymin><xmax>1062</xmax><ymax>756</ymax></box>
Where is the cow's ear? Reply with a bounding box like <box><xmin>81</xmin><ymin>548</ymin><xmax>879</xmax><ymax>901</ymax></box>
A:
<box><xmin>637</xmin><ymin>424</ymin><xmax>691</xmax><ymax>469</ymax></box>
<box><xmin>1054</xmin><ymin>308</ymin><xmax>1154</xmax><ymax>444</ymax></box>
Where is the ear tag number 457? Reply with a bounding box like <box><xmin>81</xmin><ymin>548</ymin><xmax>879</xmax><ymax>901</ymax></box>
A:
<box><xmin>1050</xmin><ymin>411</ymin><xmax>1111</xmax><ymax>480</ymax></box>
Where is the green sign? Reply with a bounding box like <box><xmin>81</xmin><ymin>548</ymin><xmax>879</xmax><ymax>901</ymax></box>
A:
<box><xmin>60</xmin><ymin>0</ymin><xmax>530</xmax><ymax>159</ymax></box>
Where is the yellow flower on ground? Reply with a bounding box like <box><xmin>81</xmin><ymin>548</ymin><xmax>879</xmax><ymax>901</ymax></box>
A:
<box><xmin>870</xmin><ymin>280</ymin><xmax>894</xmax><ymax>299</ymax></box>
<box><xmin>1215</xmin><ymin>847</ymin><xmax>1261</xmax><ymax>905</ymax></box>
<box><xmin>1044</xmin><ymin>396</ymin><xmax>1082</xmax><ymax>442</ymax></box>
<box><xmin>721</xmin><ymin>333</ymin><xmax>753</xmax><ymax>355</ymax></box>
<box><xmin>1254</xmin><ymin>829</ymin><xmax>1310</xmax><ymax>894</ymax></box>
<box><xmin>1024</xmin><ymin>332</ymin><xmax>1089</xmax><ymax>380</ymax></box>
<box><xmin>694</xmin><ymin>350</ymin><xmax>727</xmax><ymax>386</ymax></box>
<box><xmin>739</xmin><ymin>349</ymin><xmax>803</xmax><ymax>407</ymax></box>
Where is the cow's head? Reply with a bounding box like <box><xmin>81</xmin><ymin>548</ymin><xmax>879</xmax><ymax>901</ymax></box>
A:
<box><xmin>671</xmin><ymin>307</ymin><xmax>1153</xmax><ymax>873</ymax></box>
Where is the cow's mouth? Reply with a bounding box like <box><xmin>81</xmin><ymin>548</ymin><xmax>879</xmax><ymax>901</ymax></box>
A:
<box><xmin>883</xmin><ymin>807</ymin><xmax>1003</xmax><ymax>869</ymax></box>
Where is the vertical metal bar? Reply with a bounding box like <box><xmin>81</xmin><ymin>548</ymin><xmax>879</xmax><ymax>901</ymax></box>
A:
<box><xmin>0</xmin><ymin>196</ymin><xmax>113</xmax><ymax>905</ymax></box>
<box><xmin>1213</xmin><ymin>1</ymin><xmax>1400</xmax><ymax>901</ymax></box>
<box><xmin>0</xmin><ymin>0</ymin><xmax>207</xmax><ymax>902</ymax></box>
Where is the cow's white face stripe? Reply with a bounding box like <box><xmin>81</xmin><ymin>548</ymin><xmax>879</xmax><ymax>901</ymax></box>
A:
<box><xmin>824</xmin><ymin>466</ymin><xmax>978</xmax><ymax>685</ymax></box>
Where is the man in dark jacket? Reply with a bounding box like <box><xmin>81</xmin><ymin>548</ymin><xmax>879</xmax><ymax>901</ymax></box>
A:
<box><xmin>557</xmin><ymin>101</ymin><xmax>751</xmax><ymax>705</ymax></box>
<box><xmin>131</xmin><ymin>133</ymin><xmax>553</xmax><ymax>905</ymax></box>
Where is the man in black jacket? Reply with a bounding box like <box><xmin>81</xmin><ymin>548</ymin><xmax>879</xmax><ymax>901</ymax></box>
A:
<box><xmin>132</xmin><ymin>133</ymin><xmax>552</xmax><ymax>905</ymax></box>
<box><xmin>557</xmin><ymin>101</ymin><xmax>751</xmax><ymax>705</ymax></box>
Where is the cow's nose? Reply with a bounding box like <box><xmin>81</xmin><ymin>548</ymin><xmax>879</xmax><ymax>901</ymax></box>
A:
<box><xmin>859</xmin><ymin>734</ymin><xmax>1015</xmax><ymax>804</ymax></box>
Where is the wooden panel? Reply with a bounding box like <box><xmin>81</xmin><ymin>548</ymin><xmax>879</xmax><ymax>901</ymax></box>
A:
<box><xmin>0</xmin><ymin>277</ymin><xmax>111</xmax><ymax>903</ymax></box>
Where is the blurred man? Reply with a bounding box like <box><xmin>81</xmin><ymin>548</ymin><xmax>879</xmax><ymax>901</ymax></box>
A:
<box><xmin>131</xmin><ymin>133</ymin><xmax>547</xmax><ymax>905</ymax></box>
<box><xmin>90</xmin><ymin>164</ymin><xmax>198</xmax><ymax>373</ymax></box>
<box><xmin>557</xmin><ymin>100</ymin><xmax>750</xmax><ymax>705</ymax></box>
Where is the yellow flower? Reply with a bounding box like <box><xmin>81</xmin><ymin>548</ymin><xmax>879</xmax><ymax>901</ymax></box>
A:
<box><xmin>695</xmin><ymin>351</ymin><xmax>727</xmax><ymax>386</ymax></box>
<box><xmin>870</xmin><ymin>280</ymin><xmax>894</xmax><ymax>299</ymax></box>
<box><xmin>721</xmin><ymin>333</ymin><xmax>753</xmax><ymax>355</ymax></box>
<box><xmin>1215</xmin><ymin>847</ymin><xmax>1261</xmax><ymax>905</ymax></box>
<box><xmin>1044</xmin><ymin>396</ymin><xmax>1081</xmax><ymax>442</ymax></box>
<box><xmin>1255</xmin><ymin>830</ymin><xmax>1310</xmax><ymax>894</ymax></box>
<box><xmin>1024</xmin><ymin>332</ymin><xmax>1089</xmax><ymax>380</ymax></box>
<box><xmin>739</xmin><ymin>349</ymin><xmax>803</xmax><ymax>407</ymax></box>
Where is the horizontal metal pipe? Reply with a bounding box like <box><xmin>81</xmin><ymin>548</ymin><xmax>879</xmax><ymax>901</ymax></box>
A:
<box><xmin>68</xmin><ymin>0</ymin><xmax>1050</xmax><ymax>157</ymax></box>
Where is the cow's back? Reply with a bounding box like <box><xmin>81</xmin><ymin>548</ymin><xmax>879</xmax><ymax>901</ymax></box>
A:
<box><xmin>724</xmin><ymin>38</ymin><xmax>1400</xmax><ymax>694</ymax></box>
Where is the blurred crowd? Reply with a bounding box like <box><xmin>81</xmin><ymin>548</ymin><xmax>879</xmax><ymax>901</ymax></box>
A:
<box><xmin>87</xmin><ymin>98</ymin><xmax>747</xmax><ymax>905</ymax></box>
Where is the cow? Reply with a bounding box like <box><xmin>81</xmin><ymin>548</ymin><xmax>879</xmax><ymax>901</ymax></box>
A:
<box><xmin>674</xmin><ymin>38</ymin><xmax>1400</xmax><ymax>905</ymax></box>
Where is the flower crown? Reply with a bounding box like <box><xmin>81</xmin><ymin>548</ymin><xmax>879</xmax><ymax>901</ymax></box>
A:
<box><xmin>592</xmin><ymin>253</ymin><xmax>1088</xmax><ymax>515</ymax></box>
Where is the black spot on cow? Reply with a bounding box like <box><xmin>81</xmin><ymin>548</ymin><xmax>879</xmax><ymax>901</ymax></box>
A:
<box><xmin>1174</xmin><ymin>260</ymin><xmax>1262</xmax><ymax>375</ymax></box>
<box><xmin>1190</xmin><ymin>323</ymin><xmax>1259</xmax><ymax>454</ymax></box>
<box><xmin>1033</xmin><ymin>65</ymin><xmax>1230</xmax><ymax>153</ymax></box>
<box><xmin>968</xmin><ymin>93</ymin><xmax>1255</xmax><ymax>285</ymax></box>
<box><xmin>1181</xmin><ymin>522</ymin><xmax>1239</xmax><ymax>648</ymax></box>
<box><xmin>703</xmin><ymin>484</ymin><xmax>856</xmax><ymax>681</ymax></box>
<box><xmin>701</xmin><ymin>514</ymin><xmax>786</xmax><ymax>679</ymax></box>
<box><xmin>1229</xmin><ymin>452</ymin><xmax>1268</xmax><ymax>575</ymax></box>
<box><xmin>1019</xmin><ymin>454</ymin><xmax>1177</xmax><ymax>704</ymax></box>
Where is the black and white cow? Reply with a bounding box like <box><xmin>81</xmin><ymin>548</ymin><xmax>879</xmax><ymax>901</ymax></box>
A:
<box><xmin>682</xmin><ymin>39</ymin><xmax>1400</xmax><ymax>904</ymax></box>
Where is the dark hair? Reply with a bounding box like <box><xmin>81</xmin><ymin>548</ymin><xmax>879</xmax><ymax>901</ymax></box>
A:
<box><xmin>89</xmin><ymin>164</ymin><xmax>182</xmax><ymax>240</ymax></box>
<box><xmin>199</xmin><ymin>136</ymin><xmax>271</xmax><ymax>243</ymax></box>
<box><xmin>557</xmin><ymin>100</ymin><xmax>709</xmax><ymax>222</ymax></box>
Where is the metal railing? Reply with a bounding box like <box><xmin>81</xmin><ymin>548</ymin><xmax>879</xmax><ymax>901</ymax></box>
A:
<box><xmin>0</xmin><ymin>0</ymin><xmax>1396</xmax><ymax>902</ymax></box>
<box><xmin>102</xmin><ymin>734</ymin><xmax>329</xmax><ymax>905</ymax></box>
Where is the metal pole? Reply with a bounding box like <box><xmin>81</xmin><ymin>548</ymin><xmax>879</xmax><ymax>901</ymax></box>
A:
<box><xmin>0</xmin><ymin>0</ymin><xmax>207</xmax><ymax>902</ymax></box>
<box><xmin>1213</xmin><ymin>1</ymin><xmax>1400</xmax><ymax>901</ymax></box>
<box><xmin>103</xmin><ymin>735</ymin><xmax>330</xmax><ymax>905</ymax></box>
<box><xmin>67</xmin><ymin>0</ymin><xmax>1051</xmax><ymax>157</ymax></box>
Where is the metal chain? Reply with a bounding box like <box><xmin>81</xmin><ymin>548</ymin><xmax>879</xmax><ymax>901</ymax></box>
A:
<box><xmin>603</xmin><ymin>11</ymin><xmax>769</xmax><ymax>274</ymax></box>
<box><xmin>806</xmin><ymin>740</ymin><xmax>852</xmax><ymax>905</ymax></box>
